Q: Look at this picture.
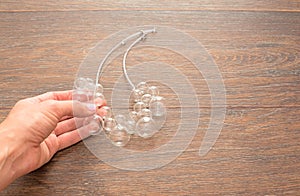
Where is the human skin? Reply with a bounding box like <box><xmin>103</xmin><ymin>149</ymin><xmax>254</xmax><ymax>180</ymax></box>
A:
<box><xmin>0</xmin><ymin>91</ymin><xmax>106</xmax><ymax>190</ymax></box>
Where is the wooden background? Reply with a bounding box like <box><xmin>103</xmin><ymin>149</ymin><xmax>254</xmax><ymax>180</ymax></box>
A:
<box><xmin>0</xmin><ymin>0</ymin><xmax>299</xmax><ymax>195</ymax></box>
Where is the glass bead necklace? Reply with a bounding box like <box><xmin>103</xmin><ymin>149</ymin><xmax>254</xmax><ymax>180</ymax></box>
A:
<box><xmin>74</xmin><ymin>28</ymin><xmax>166</xmax><ymax>147</ymax></box>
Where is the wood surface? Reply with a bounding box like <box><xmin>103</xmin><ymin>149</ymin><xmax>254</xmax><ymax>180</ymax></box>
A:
<box><xmin>0</xmin><ymin>0</ymin><xmax>299</xmax><ymax>195</ymax></box>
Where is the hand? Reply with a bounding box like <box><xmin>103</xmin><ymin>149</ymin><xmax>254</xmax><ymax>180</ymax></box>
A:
<box><xmin>0</xmin><ymin>91</ymin><xmax>105</xmax><ymax>190</ymax></box>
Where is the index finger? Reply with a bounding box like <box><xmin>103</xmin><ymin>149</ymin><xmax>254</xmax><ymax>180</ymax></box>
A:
<box><xmin>41</xmin><ymin>100</ymin><xmax>95</xmax><ymax>120</ymax></box>
<box><xmin>28</xmin><ymin>90</ymin><xmax>73</xmax><ymax>103</ymax></box>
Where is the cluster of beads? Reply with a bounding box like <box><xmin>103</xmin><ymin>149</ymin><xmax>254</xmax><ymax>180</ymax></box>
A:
<box><xmin>130</xmin><ymin>82</ymin><xmax>166</xmax><ymax>138</ymax></box>
<box><xmin>74</xmin><ymin>77</ymin><xmax>166</xmax><ymax>147</ymax></box>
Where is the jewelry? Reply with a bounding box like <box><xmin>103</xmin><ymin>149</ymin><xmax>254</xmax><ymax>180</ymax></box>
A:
<box><xmin>74</xmin><ymin>28</ymin><xmax>166</xmax><ymax>147</ymax></box>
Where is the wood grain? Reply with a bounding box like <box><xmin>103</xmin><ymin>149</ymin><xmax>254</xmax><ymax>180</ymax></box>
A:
<box><xmin>0</xmin><ymin>1</ymin><xmax>299</xmax><ymax>195</ymax></box>
<box><xmin>0</xmin><ymin>0</ymin><xmax>299</xmax><ymax>12</ymax></box>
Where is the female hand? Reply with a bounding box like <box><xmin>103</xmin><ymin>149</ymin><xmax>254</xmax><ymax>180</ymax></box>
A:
<box><xmin>0</xmin><ymin>90</ymin><xmax>105</xmax><ymax>190</ymax></box>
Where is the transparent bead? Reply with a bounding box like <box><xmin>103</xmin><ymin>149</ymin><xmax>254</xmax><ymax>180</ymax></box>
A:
<box><xmin>132</xmin><ymin>89</ymin><xmax>142</xmax><ymax>102</ymax></box>
<box><xmin>152</xmin><ymin>96</ymin><xmax>164</xmax><ymax>102</ymax></box>
<box><xmin>123</xmin><ymin>120</ymin><xmax>136</xmax><ymax>135</ymax></box>
<box><xmin>149</xmin><ymin>99</ymin><xmax>166</xmax><ymax>117</ymax></box>
<box><xmin>136</xmin><ymin>82</ymin><xmax>149</xmax><ymax>94</ymax></box>
<box><xmin>115</xmin><ymin>114</ymin><xmax>127</xmax><ymax>124</ymax></box>
<box><xmin>138</xmin><ymin>108</ymin><xmax>152</xmax><ymax>119</ymax></box>
<box><xmin>133</xmin><ymin>101</ymin><xmax>146</xmax><ymax>113</ymax></box>
<box><xmin>85</xmin><ymin>88</ymin><xmax>94</xmax><ymax>100</ymax></box>
<box><xmin>86</xmin><ymin>78</ymin><xmax>95</xmax><ymax>90</ymax></box>
<box><xmin>141</xmin><ymin>94</ymin><xmax>152</xmax><ymax>106</ymax></box>
<box><xmin>147</xmin><ymin>86</ymin><xmax>159</xmax><ymax>97</ymax></box>
<box><xmin>104</xmin><ymin>117</ymin><xmax>116</xmax><ymax>132</ymax></box>
<box><xmin>109</xmin><ymin>124</ymin><xmax>131</xmax><ymax>147</ymax></box>
<box><xmin>136</xmin><ymin>117</ymin><xmax>157</xmax><ymax>138</ymax></box>
<box><xmin>73</xmin><ymin>90</ymin><xmax>88</xmax><ymax>102</ymax></box>
<box><xmin>94</xmin><ymin>93</ymin><xmax>105</xmax><ymax>106</ymax></box>
<box><xmin>94</xmin><ymin>93</ymin><xmax>105</xmax><ymax>109</ymax></box>
<box><xmin>96</xmin><ymin>83</ymin><xmax>103</xmax><ymax>94</ymax></box>
<box><xmin>101</xmin><ymin>106</ymin><xmax>112</xmax><ymax>119</ymax></box>
<box><xmin>130</xmin><ymin>111</ymin><xmax>139</xmax><ymax>121</ymax></box>
<box><xmin>95</xmin><ymin>92</ymin><xmax>104</xmax><ymax>99</ymax></box>
<box><xmin>74</xmin><ymin>77</ymin><xmax>87</xmax><ymax>90</ymax></box>
<box><xmin>83</xmin><ymin>115</ymin><xmax>103</xmax><ymax>135</ymax></box>
<box><xmin>115</xmin><ymin>114</ymin><xmax>136</xmax><ymax>135</ymax></box>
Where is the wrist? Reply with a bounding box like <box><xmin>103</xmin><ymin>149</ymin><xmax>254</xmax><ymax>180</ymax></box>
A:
<box><xmin>0</xmin><ymin>125</ymin><xmax>22</xmax><ymax>191</ymax></box>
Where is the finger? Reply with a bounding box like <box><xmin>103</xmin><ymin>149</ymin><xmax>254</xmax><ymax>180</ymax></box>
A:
<box><xmin>41</xmin><ymin>100</ymin><xmax>95</xmax><ymax>120</ymax></box>
<box><xmin>54</xmin><ymin>117</ymin><xmax>85</xmax><ymax>136</ymax></box>
<box><xmin>59</xmin><ymin>115</ymin><xmax>73</xmax><ymax>122</ymax></box>
<box><xmin>28</xmin><ymin>90</ymin><xmax>73</xmax><ymax>103</ymax></box>
<box><xmin>57</xmin><ymin>130</ymin><xmax>82</xmax><ymax>151</ymax></box>
<box><xmin>94</xmin><ymin>97</ymin><xmax>107</xmax><ymax>108</ymax></box>
<box><xmin>76</xmin><ymin>120</ymin><xmax>103</xmax><ymax>140</ymax></box>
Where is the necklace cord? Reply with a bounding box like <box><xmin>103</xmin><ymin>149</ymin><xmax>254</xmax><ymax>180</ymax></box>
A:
<box><xmin>95</xmin><ymin>28</ymin><xmax>156</xmax><ymax>90</ymax></box>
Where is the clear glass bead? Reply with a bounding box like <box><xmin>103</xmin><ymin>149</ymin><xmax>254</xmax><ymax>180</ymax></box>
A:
<box><xmin>135</xmin><ymin>117</ymin><xmax>157</xmax><ymax>138</ymax></box>
<box><xmin>133</xmin><ymin>101</ymin><xmax>146</xmax><ymax>113</ymax></box>
<box><xmin>86</xmin><ymin>78</ymin><xmax>95</xmax><ymax>90</ymax></box>
<box><xmin>109</xmin><ymin>124</ymin><xmax>131</xmax><ymax>147</ymax></box>
<box><xmin>130</xmin><ymin>111</ymin><xmax>139</xmax><ymax>121</ymax></box>
<box><xmin>94</xmin><ymin>92</ymin><xmax>105</xmax><ymax>102</ymax></box>
<box><xmin>123</xmin><ymin>120</ymin><xmax>136</xmax><ymax>135</ymax></box>
<box><xmin>141</xmin><ymin>94</ymin><xmax>152</xmax><ymax>106</ymax></box>
<box><xmin>115</xmin><ymin>114</ymin><xmax>127</xmax><ymax>124</ymax></box>
<box><xmin>95</xmin><ymin>96</ymin><xmax>106</xmax><ymax>116</ymax></box>
<box><xmin>152</xmin><ymin>96</ymin><xmax>164</xmax><ymax>102</ymax></box>
<box><xmin>115</xmin><ymin>114</ymin><xmax>136</xmax><ymax>135</ymax></box>
<box><xmin>136</xmin><ymin>82</ymin><xmax>149</xmax><ymax>94</ymax></box>
<box><xmin>147</xmin><ymin>86</ymin><xmax>159</xmax><ymax>97</ymax></box>
<box><xmin>96</xmin><ymin>83</ymin><xmax>103</xmax><ymax>94</ymax></box>
<box><xmin>149</xmin><ymin>99</ymin><xmax>166</xmax><ymax>117</ymax></box>
<box><xmin>101</xmin><ymin>106</ymin><xmax>112</xmax><ymax>119</ymax></box>
<box><xmin>104</xmin><ymin>117</ymin><xmax>116</xmax><ymax>132</ymax></box>
<box><xmin>85</xmin><ymin>90</ymin><xmax>94</xmax><ymax>101</ymax></box>
<box><xmin>94</xmin><ymin>93</ymin><xmax>105</xmax><ymax>107</ymax></box>
<box><xmin>83</xmin><ymin>115</ymin><xmax>103</xmax><ymax>135</ymax></box>
<box><xmin>74</xmin><ymin>77</ymin><xmax>87</xmax><ymax>90</ymax></box>
<box><xmin>138</xmin><ymin>108</ymin><xmax>152</xmax><ymax>119</ymax></box>
<box><xmin>73</xmin><ymin>90</ymin><xmax>88</xmax><ymax>102</ymax></box>
<box><xmin>132</xmin><ymin>89</ymin><xmax>142</xmax><ymax>102</ymax></box>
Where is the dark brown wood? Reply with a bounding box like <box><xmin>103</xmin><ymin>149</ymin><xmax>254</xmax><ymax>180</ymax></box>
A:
<box><xmin>0</xmin><ymin>1</ymin><xmax>299</xmax><ymax>195</ymax></box>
